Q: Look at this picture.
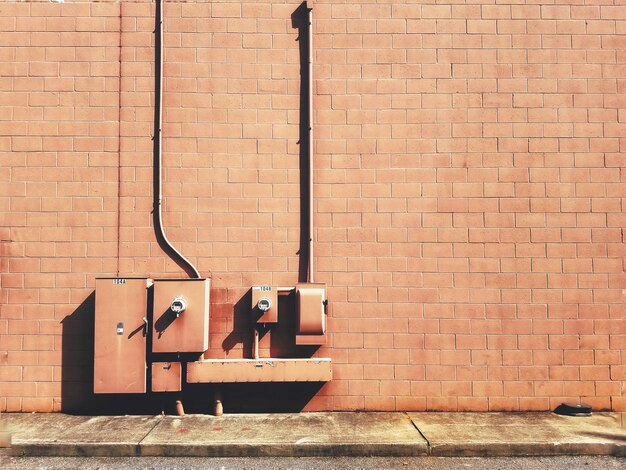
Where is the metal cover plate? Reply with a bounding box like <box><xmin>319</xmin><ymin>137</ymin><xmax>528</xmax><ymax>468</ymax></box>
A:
<box><xmin>152</xmin><ymin>279</ymin><xmax>210</xmax><ymax>353</ymax></box>
<box><xmin>94</xmin><ymin>278</ymin><xmax>149</xmax><ymax>394</ymax></box>
<box><xmin>151</xmin><ymin>362</ymin><xmax>182</xmax><ymax>392</ymax></box>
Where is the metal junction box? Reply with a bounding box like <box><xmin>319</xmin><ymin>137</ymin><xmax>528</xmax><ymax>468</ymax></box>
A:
<box><xmin>252</xmin><ymin>285</ymin><xmax>278</xmax><ymax>323</ymax></box>
<box><xmin>151</xmin><ymin>362</ymin><xmax>182</xmax><ymax>392</ymax></box>
<box><xmin>152</xmin><ymin>278</ymin><xmax>210</xmax><ymax>353</ymax></box>
<box><xmin>295</xmin><ymin>283</ymin><xmax>327</xmax><ymax>345</ymax></box>
<box><xmin>94</xmin><ymin>278</ymin><xmax>151</xmax><ymax>394</ymax></box>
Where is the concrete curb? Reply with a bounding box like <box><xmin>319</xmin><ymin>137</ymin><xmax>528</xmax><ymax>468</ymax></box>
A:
<box><xmin>6</xmin><ymin>442</ymin><xmax>428</xmax><ymax>458</ymax></box>
<box><xmin>5</xmin><ymin>440</ymin><xmax>624</xmax><ymax>458</ymax></box>
<box><xmin>139</xmin><ymin>442</ymin><xmax>428</xmax><ymax>457</ymax></box>
<box><xmin>4</xmin><ymin>443</ymin><xmax>141</xmax><ymax>458</ymax></box>
<box><xmin>428</xmin><ymin>442</ymin><xmax>626</xmax><ymax>458</ymax></box>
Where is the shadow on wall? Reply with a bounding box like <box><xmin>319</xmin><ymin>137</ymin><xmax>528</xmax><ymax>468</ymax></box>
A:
<box><xmin>183</xmin><ymin>382</ymin><xmax>325</xmax><ymax>414</ymax></box>
<box><xmin>60</xmin><ymin>292</ymin><xmax>95</xmax><ymax>412</ymax></box>
<box><xmin>221</xmin><ymin>289</ymin><xmax>253</xmax><ymax>358</ymax></box>
<box><xmin>270</xmin><ymin>291</ymin><xmax>320</xmax><ymax>359</ymax></box>
<box><xmin>60</xmin><ymin>292</ymin><xmax>159</xmax><ymax>415</ymax></box>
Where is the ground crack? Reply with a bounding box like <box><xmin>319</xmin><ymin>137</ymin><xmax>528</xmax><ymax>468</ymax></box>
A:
<box><xmin>405</xmin><ymin>412</ymin><xmax>431</xmax><ymax>455</ymax></box>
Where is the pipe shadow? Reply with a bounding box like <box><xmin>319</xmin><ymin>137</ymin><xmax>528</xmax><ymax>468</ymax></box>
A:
<box><xmin>221</xmin><ymin>289</ymin><xmax>252</xmax><ymax>358</ymax></box>
<box><xmin>292</xmin><ymin>1</ymin><xmax>311</xmax><ymax>284</ymax></box>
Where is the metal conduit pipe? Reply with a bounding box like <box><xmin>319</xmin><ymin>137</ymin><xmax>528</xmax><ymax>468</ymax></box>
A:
<box><xmin>253</xmin><ymin>328</ymin><xmax>260</xmax><ymax>360</ymax></box>
<box><xmin>307</xmin><ymin>5</ymin><xmax>314</xmax><ymax>284</ymax></box>
<box><xmin>153</xmin><ymin>0</ymin><xmax>201</xmax><ymax>279</ymax></box>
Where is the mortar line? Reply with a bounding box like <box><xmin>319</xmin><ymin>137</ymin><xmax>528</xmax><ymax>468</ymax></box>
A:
<box><xmin>405</xmin><ymin>412</ymin><xmax>431</xmax><ymax>455</ymax></box>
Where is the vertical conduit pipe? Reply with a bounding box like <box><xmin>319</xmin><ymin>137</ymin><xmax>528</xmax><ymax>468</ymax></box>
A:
<box><xmin>253</xmin><ymin>328</ymin><xmax>260</xmax><ymax>360</ymax></box>
<box><xmin>154</xmin><ymin>0</ymin><xmax>201</xmax><ymax>279</ymax></box>
<box><xmin>307</xmin><ymin>4</ymin><xmax>314</xmax><ymax>284</ymax></box>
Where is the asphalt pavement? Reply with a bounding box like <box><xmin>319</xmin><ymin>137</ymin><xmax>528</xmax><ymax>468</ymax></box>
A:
<box><xmin>0</xmin><ymin>456</ymin><xmax>624</xmax><ymax>470</ymax></box>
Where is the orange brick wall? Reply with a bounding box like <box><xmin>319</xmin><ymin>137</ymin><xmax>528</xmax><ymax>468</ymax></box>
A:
<box><xmin>1</xmin><ymin>0</ymin><xmax>625</xmax><ymax>412</ymax></box>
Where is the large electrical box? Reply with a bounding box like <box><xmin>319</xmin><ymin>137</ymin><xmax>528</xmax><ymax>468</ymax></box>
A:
<box><xmin>152</xmin><ymin>278</ymin><xmax>210</xmax><ymax>353</ymax></box>
<box><xmin>94</xmin><ymin>278</ymin><xmax>151</xmax><ymax>394</ymax></box>
<box><xmin>295</xmin><ymin>283</ymin><xmax>327</xmax><ymax>345</ymax></box>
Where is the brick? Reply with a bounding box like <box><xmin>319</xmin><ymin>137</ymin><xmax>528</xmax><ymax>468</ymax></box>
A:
<box><xmin>1</xmin><ymin>0</ymin><xmax>625</xmax><ymax>413</ymax></box>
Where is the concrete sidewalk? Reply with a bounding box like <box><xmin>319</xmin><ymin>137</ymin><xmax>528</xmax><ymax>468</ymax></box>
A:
<box><xmin>0</xmin><ymin>412</ymin><xmax>624</xmax><ymax>458</ymax></box>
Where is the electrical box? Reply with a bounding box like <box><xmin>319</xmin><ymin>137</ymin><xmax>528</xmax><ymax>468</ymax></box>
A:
<box><xmin>152</xmin><ymin>278</ymin><xmax>210</xmax><ymax>353</ymax></box>
<box><xmin>151</xmin><ymin>362</ymin><xmax>182</xmax><ymax>392</ymax></box>
<box><xmin>252</xmin><ymin>285</ymin><xmax>278</xmax><ymax>323</ymax></box>
<box><xmin>295</xmin><ymin>283</ymin><xmax>327</xmax><ymax>345</ymax></box>
<box><xmin>94</xmin><ymin>278</ymin><xmax>151</xmax><ymax>394</ymax></box>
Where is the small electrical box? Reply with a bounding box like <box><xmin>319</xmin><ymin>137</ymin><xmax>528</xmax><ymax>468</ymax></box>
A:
<box><xmin>94</xmin><ymin>278</ymin><xmax>151</xmax><ymax>394</ymax></box>
<box><xmin>152</xmin><ymin>278</ymin><xmax>210</xmax><ymax>353</ymax></box>
<box><xmin>151</xmin><ymin>362</ymin><xmax>182</xmax><ymax>392</ymax></box>
<box><xmin>252</xmin><ymin>285</ymin><xmax>278</xmax><ymax>323</ymax></box>
<box><xmin>295</xmin><ymin>283</ymin><xmax>327</xmax><ymax>345</ymax></box>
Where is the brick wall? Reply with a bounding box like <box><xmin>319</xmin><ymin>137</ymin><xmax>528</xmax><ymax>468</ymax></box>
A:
<box><xmin>0</xmin><ymin>0</ymin><xmax>624</xmax><ymax>412</ymax></box>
